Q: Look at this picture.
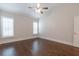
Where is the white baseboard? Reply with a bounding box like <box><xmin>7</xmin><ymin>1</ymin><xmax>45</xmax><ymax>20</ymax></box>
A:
<box><xmin>0</xmin><ymin>36</ymin><xmax>37</xmax><ymax>44</ymax></box>
<box><xmin>1</xmin><ymin>35</ymin><xmax>78</xmax><ymax>48</ymax></box>
<box><xmin>40</xmin><ymin>36</ymin><xmax>73</xmax><ymax>46</ymax></box>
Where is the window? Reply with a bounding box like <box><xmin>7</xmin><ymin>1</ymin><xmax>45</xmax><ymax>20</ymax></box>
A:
<box><xmin>1</xmin><ymin>16</ymin><xmax>14</xmax><ymax>38</ymax></box>
<box><xmin>33</xmin><ymin>21</ymin><xmax>38</xmax><ymax>34</ymax></box>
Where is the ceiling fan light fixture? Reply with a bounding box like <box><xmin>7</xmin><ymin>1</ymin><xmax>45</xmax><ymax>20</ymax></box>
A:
<box><xmin>35</xmin><ymin>8</ymin><xmax>41</xmax><ymax>14</ymax></box>
<box><xmin>28</xmin><ymin>3</ymin><xmax>48</xmax><ymax>14</ymax></box>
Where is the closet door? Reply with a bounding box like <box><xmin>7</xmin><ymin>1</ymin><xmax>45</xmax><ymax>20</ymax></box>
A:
<box><xmin>74</xmin><ymin>16</ymin><xmax>79</xmax><ymax>47</ymax></box>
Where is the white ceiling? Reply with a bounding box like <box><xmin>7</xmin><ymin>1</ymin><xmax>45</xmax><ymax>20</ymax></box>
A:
<box><xmin>0</xmin><ymin>3</ymin><xmax>64</xmax><ymax>18</ymax></box>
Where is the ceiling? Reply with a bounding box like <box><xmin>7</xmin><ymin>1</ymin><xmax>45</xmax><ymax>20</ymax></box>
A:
<box><xmin>0</xmin><ymin>3</ymin><xmax>64</xmax><ymax>18</ymax></box>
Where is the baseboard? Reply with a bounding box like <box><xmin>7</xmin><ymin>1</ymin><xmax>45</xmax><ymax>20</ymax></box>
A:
<box><xmin>39</xmin><ymin>36</ymin><xmax>74</xmax><ymax>47</ymax></box>
<box><xmin>1</xmin><ymin>35</ymin><xmax>78</xmax><ymax>48</ymax></box>
<box><xmin>0</xmin><ymin>36</ymin><xmax>37</xmax><ymax>44</ymax></box>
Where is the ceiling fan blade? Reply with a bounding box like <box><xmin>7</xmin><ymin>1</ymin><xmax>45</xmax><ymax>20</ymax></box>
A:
<box><xmin>42</xmin><ymin>7</ymin><xmax>48</xmax><ymax>9</ymax></box>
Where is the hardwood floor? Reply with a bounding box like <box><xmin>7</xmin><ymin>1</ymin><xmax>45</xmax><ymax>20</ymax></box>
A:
<box><xmin>0</xmin><ymin>38</ymin><xmax>79</xmax><ymax>56</ymax></box>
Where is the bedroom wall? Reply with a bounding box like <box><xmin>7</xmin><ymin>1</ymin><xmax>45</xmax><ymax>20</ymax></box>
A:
<box><xmin>0</xmin><ymin>11</ymin><xmax>36</xmax><ymax>44</ymax></box>
<box><xmin>39</xmin><ymin>4</ymin><xmax>79</xmax><ymax>46</ymax></box>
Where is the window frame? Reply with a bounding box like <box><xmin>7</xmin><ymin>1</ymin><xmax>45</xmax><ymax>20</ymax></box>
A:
<box><xmin>1</xmin><ymin>16</ymin><xmax>14</xmax><ymax>38</ymax></box>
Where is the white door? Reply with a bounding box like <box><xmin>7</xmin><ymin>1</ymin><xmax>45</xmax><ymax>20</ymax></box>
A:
<box><xmin>74</xmin><ymin>16</ymin><xmax>79</xmax><ymax>47</ymax></box>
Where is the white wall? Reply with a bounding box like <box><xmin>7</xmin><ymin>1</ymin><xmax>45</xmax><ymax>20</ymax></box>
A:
<box><xmin>0</xmin><ymin>11</ymin><xmax>36</xmax><ymax>44</ymax></box>
<box><xmin>39</xmin><ymin>4</ymin><xmax>79</xmax><ymax>46</ymax></box>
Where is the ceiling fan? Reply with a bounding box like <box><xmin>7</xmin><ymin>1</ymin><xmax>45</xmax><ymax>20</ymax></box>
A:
<box><xmin>28</xmin><ymin>3</ymin><xmax>48</xmax><ymax>14</ymax></box>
